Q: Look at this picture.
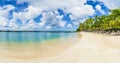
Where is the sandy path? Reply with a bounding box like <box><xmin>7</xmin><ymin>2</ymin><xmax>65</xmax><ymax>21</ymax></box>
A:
<box><xmin>0</xmin><ymin>32</ymin><xmax>120</xmax><ymax>63</ymax></box>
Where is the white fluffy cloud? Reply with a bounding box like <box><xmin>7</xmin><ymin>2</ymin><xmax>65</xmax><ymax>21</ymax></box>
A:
<box><xmin>20</xmin><ymin>19</ymin><xmax>39</xmax><ymax>30</ymax></box>
<box><xmin>68</xmin><ymin>5</ymin><xmax>95</xmax><ymax>18</ymax></box>
<box><xmin>68</xmin><ymin>5</ymin><xmax>95</xmax><ymax>23</ymax></box>
<box><xmin>96</xmin><ymin>5</ymin><xmax>105</xmax><ymax>14</ymax></box>
<box><xmin>17</xmin><ymin>0</ymin><xmax>86</xmax><ymax>10</ymax></box>
<box><xmin>0</xmin><ymin>5</ymin><xmax>15</xmax><ymax>18</ymax></box>
<box><xmin>99</xmin><ymin>0</ymin><xmax>120</xmax><ymax>9</ymax></box>
<box><xmin>12</xmin><ymin>6</ymin><xmax>41</xmax><ymax>24</ymax></box>
<box><xmin>16</xmin><ymin>0</ymin><xmax>94</xmax><ymax>20</ymax></box>
<box><xmin>67</xmin><ymin>24</ymin><xmax>72</xmax><ymax>28</ymax></box>
<box><xmin>0</xmin><ymin>17</ymin><xmax>8</xmax><ymax>27</ymax></box>
<box><xmin>0</xmin><ymin>5</ymin><xmax>15</xmax><ymax>28</ymax></box>
<box><xmin>0</xmin><ymin>0</ymin><xmax>97</xmax><ymax>30</ymax></box>
<box><xmin>40</xmin><ymin>11</ymin><xmax>66</xmax><ymax>29</ymax></box>
<box><xmin>20</xmin><ymin>0</ymin><xmax>95</xmax><ymax>27</ymax></box>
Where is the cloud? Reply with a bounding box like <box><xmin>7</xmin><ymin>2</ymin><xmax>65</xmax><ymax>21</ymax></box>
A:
<box><xmin>16</xmin><ymin>0</ymin><xmax>94</xmax><ymax>20</ymax></box>
<box><xmin>17</xmin><ymin>0</ymin><xmax>86</xmax><ymax>10</ymax></box>
<box><xmin>67</xmin><ymin>24</ymin><xmax>72</xmax><ymax>28</ymax></box>
<box><xmin>0</xmin><ymin>17</ymin><xmax>8</xmax><ymax>27</ymax></box>
<box><xmin>12</xmin><ymin>6</ymin><xmax>41</xmax><ymax>24</ymax></box>
<box><xmin>20</xmin><ymin>19</ymin><xmax>39</xmax><ymax>30</ymax></box>
<box><xmin>96</xmin><ymin>5</ymin><xmax>105</xmax><ymax>14</ymax></box>
<box><xmin>40</xmin><ymin>11</ymin><xmax>66</xmax><ymax>29</ymax></box>
<box><xmin>8</xmin><ymin>20</ymin><xmax>18</xmax><ymax>29</ymax></box>
<box><xmin>0</xmin><ymin>5</ymin><xmax>15</xmax><ymax>28</ymax></box>
<box><xmin>0</xmin><ymin>0</ymin><xmax>106</xmax><ymax>31</ymax></box>
<box><xmin>0</xmin><ymin>5</ymin><xmax>15</xmax><ymax>18</ymax></box>
<box><xmin>68</xmin><ymin>5</ymin><xmax>95</xmax><ymax>19</ymax></box>
<box><xmin>68</xmin><ymin>5</ymin><xmax>95</xmax><ymax>26</ymax></box>
<box><xmin>99</xmin><ymin>0</ymin><xmax>120</xmax><ymax>9</ymax></box>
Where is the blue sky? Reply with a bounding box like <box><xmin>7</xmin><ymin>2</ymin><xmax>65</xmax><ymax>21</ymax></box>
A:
<box><xmin>0</xmin><ymin>0</ymin><xmax>120</xmax><ymax>31</ymax></box>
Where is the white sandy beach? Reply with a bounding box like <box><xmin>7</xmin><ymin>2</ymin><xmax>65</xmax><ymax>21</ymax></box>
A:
<box><xmin>0</xmin><ymin>32</ymin><xmax>120</xmax><ymax>63</ymax></box>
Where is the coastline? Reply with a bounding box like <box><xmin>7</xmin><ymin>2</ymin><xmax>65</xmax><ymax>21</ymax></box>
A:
<box><xmin>91</xmin><ymin>31</ymin><xmax>120</xmax><ymax>36</ymax></box>
<box><xmin>0</xmin><ymin>32</ymin><xmax>120</xmax><ymax>63</ymax></box>
<box><xmin>0</xmin><ymin>35</ymin><xmax>80</xmax><ymax>60</ymax></box>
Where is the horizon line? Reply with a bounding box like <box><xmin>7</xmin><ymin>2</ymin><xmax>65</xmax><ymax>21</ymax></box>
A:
<box><xmin>0</xmin><ymin>30</ymin><xmax>77</xmax><ymax>32</ymax></box>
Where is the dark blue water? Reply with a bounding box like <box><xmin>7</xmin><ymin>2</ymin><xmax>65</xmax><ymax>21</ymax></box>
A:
<box><xmin>0</xmin><ymin>32</ymin><xmax>79</xmax><ymax>44</ymax></box>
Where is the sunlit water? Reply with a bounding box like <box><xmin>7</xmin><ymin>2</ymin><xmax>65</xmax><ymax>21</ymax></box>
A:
<box><xmin>0</xmin><ymin>32</ymin><xmax>80</xmax><ymax>59</ymax></box>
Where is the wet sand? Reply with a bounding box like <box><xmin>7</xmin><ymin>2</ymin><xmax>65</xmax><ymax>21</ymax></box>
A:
<box><xmin>0</xmin><ymin>32</ymin><xmax>120</xmax><ymax>63</ymax></box>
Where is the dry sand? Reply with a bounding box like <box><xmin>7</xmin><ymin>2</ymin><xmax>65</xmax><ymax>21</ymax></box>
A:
<box><xmin>0</xmin><ymin>32</ymin><xmax>120</xmax><ymax>63</ymax></box>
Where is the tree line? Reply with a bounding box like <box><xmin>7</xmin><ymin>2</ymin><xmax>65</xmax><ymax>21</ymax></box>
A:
<box><xmin>77</xmin><ymin>8</ymin><xmax>120</xmax><ymax>32</ymax></box>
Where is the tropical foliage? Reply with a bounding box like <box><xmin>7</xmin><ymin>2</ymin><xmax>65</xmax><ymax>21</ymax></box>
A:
<box><xmin>77</xmin><ymin>8</ymin><xmax>120</xmax><ymax>32</ymax></box>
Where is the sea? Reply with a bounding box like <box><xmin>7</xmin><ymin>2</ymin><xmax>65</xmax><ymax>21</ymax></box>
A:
<box><xmin>0</xmin><ymin>32</ymin><xmax>80</xmax><ymax>59</ymax></box>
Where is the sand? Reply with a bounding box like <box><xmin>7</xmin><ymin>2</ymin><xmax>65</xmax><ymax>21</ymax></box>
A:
<box><xmin>0</xmin><ymin>32</ymin><xmax>120</xmax><ymax>63</ymax></box>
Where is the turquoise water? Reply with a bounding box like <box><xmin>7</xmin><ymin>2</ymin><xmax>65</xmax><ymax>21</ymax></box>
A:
<box><xmin>0</xmin><ymin>32</ymin><xmax>79</xmax><ymax>44</ymax></box>
<box><xmin>0</xmin><ymin>32</ymin><xmax>80</xmax><ymax>58</ymax></box>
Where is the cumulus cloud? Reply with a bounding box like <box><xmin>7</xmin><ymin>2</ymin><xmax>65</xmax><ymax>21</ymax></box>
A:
<box><xmin>40</xmin><ymin>11</ymin><xmax>66</xmax><ymax>29</ymax></box>
<box><xmin>20</xmin><ymin>19</ymin><xmax>39</xmax><ymax>30</ymax></box>
<box><xmin>68</xmin><ymin>5</ymin><xmax>95</xmax><ymax>26</ymax></box>
<box><xmin>17</xmin><ymin>0</ymin><xmax>86</xmax><ymax>10</ymax></box>
<box><xmin>16</xmin><ymin>0</ymin><xmax>94</xmax><ymax>20</ymax></box>
<box><xmin>96</xmin><ymin>5</ymin><xmax>105</xmax><ymax>14</ymax></box>
<box><xmin>0</xmin><ymin>5</ymin><xmax>15</xmax><ymax>29</ymax></box>
<box><xmin>0</xmin><ymin>17</ymin><xmax>8</xmax><ymax>27</ymax></box>
<box><xmin>12</xmin><ymin>6</ymin><xmax>41</xmax><ymax>24</ymax></box>
<box><xmin>68</xmin><ymin>5</ymin><xmax>95</xmax><ymax>18</ymax></box>
<box><xmin>0</xmin><ymin>0</ymin><xmax>104</xmax><ymax>31</ymax></box>
<box><xmin>0</xmin><ymin>5</ymin><xmax>15</xmax><ymax>18</ymax></box>
<box><xmin>67</xmin><ymin>24</ymin><xmax>72</xmax><ymax>28</ymax></box>
<box><xmin>99</xmin><ymin>0</ymin><xmax>120</xmax><ymax>9</ymax></box>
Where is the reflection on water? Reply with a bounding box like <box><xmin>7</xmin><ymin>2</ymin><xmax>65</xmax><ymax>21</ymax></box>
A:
<box><xmin>0</xmin><ymin>32</ymin><xmax>80</xmax><ymax>59</ymax></box>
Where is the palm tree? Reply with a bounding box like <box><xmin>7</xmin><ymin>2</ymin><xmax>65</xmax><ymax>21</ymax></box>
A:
<box><xmin>77</xmin><ymin>7</ymin><xmax>120</xmax><ymax>32</ymax></box>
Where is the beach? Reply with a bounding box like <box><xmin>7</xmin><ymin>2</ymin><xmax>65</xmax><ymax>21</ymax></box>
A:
<box><xmin>0</xmin><ymin>32</ymin><xmax>120</xmax><ymax>63</ymax></box>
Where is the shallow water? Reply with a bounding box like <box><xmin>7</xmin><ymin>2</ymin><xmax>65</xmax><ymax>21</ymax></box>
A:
<box><xmin>0</xmin><ymin>32</ymin><xmax>80</xmax><ymax>59</ymax></box>
<box><xmin>0</xmin><ymin>32</ymin><xmax>79</xmax><ymax>44</ymax></box>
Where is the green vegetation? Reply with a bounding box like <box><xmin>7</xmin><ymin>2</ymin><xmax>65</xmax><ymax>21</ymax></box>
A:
<box><xmin>77</xmin><ymin>8</ymin><xmax>120</xmax><ymax>32</ymax></box>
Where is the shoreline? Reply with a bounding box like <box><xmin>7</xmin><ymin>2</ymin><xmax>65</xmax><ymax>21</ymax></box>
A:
<box><xmin>0</xmin><ymin>35</ymin><xmax>80</xmax><ymax>60</ymax></box>
<box><xmin>80</xmin><ymin>31</ymin><xmax>120</xmax><ymax>36</ymax></box>
<box><xmin>0</xmin><ymin>32</ymin><xmax>120</xmax><ymax>63</ymax></box>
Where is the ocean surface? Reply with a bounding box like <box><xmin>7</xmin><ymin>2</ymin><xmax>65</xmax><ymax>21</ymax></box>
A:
<box><xmin>0</xmin><ymin>32</ymin><xmax>80</xmax><ymax>44</ymax></box>
<box><xmin>0</xmin><ymin>32</ymin><xmax>80</xmax><ymax>59</ymax></box>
